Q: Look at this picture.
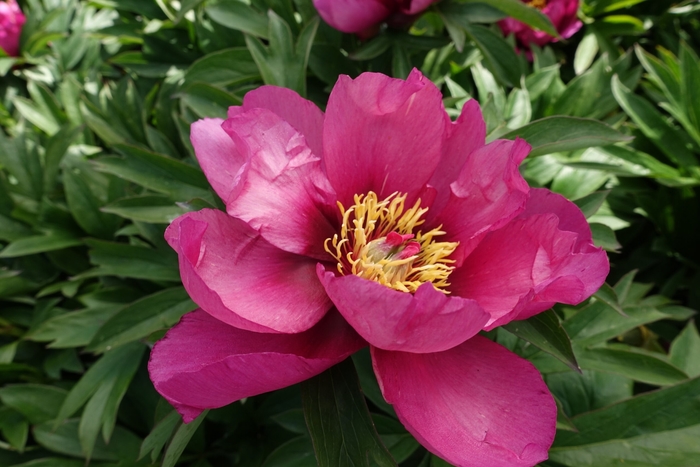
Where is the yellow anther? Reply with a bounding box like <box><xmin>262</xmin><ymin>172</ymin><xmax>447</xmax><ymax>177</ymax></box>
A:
<box><xmin>324</xmin><ymin>192</ymin><xmax>458</xmax><ymax>294</ymax></box>
<box><xmin>526</xmin><ymin>0</ymin><xmax>547</xmax><ymax>10</ymax></box>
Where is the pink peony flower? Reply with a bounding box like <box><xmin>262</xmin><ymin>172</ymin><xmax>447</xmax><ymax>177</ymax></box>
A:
<box><xmin>313</xmin><ymin>0</ymin><xmax>438</xmax><ymax>34</ymax></box>
<box><xmin>498</xmin><ymin>0</ymin><xmax>582</xmax><ymax>49</ymax></box>
<box><xmin>0</xmin><ymin>0</ymin><xmax>25</xmax><ymax>57</ymax></box>
<box><xmin>149</xmin><ymin>70</ymin><xmax>609</xmax><ymax>467</ymax></box>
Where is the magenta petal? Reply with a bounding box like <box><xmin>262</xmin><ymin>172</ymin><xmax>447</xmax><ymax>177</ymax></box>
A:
<box><xmin>372</xmin><ymin>336</ymin><xmax>556</xmax><ymax>467</ymax></box>
<box><xmin>435</xmin><ymin>138</ymin><xmax>530</xmax><ymax>263</ymax></box>
<box><xmin>428</xmin><ymin>99</ymin><xmax>487</xmax><ymax>215</ymax></box>
<box><xmin>149</xmin><ymin>310</ymin><xmax>366</xmax><ymax>422</ymax></box>
<box><xmin>318</xmin><ymin>266</ymin><xmax>489</xmax><ymax>353</ymax></box>
<box><xmin>313</xmin><ymin>0</ymin><xmax>391</xmax><ymax>33</ymax></box>
<box><xmin>240</xmin><ymin>86</ymin><xmax>325</xmax><ymax>158</ymax></box>
<box><xmin>190</xmin><ymin>118</ymin><xmax>247</xmax><ymax>205</ymax></box>
<box><xmin>165</xmin><ymin>209</ymin><xmax>332</xmax><ymax>333</ymax></box>
<box><xmin>451</xmin><ymin>188</ymin><xmax>609</xmax><ymax>328</ymax></box>
<box><xmin>323</xmin><ymin>70</ymin><xmax>448</xmax><ymax>206</ymax></box>
<box><xmin>222</xmin><ymin>108</ymin><xmax>337</xmax><ymax>260</ymax></box>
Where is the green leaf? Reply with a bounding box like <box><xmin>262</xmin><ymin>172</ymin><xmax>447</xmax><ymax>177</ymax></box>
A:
<box><xmin>205</xmin><ymin>0</ymin><xmax>269</xmax><ymax>38</ymax></box>
<box><xmin>550</xmin><ymin>424</ymin><xmax>700</xmax><ymax>467</ymax></box>
<box><xmin>461</xmin><ymin>22</ymin><xmax>523</xmax><ymax>87</ymax></box>
<box><xmin>501</xmin><ymin>116</ymin><xmax>633</xmax><ymax>157</ymax></box>
<box><xmin>547</xmin><ymin>370</ymin><xmax>632</xmax><ymax>418</ymax></box>
<box><xmin>593</xmin><ymin>283</ymin><xmax>627</xmax><ymax>316</ymax></box>
<box><xmin>373</xmin><ymin>414</ymin><xmax>421</xmax><ymax>463</ymax></box>
<box><xmin>680</xmin><ymin>42</ymin><xmax>700</xmax><ymax>136</ymax></box>
<box><xmin>179</xmin><ymin>82</ymin><xmax>242</xmax><ymax>119</ymax></box>
<box><xmin>590</xmin><ymin>223</ymin><xmax>621</xmax><ymax>252</ymax></box>
<box><xmin>611</xmin><ymin>75</ymin><xmax>698</xmax><ymax>168</ymax></box>
<box><xmin>184</xmin><ymin>47</ymin><xmax>260</xmax><ymax>86</ymax></box>
<box><xmin>262</xmin><ymin>436</ymin><xmax>316</xmax><ymax>467</ymax></box>
<box><xmin>576</xmin><ymin>346</ymin><xmax>688</xmax><ymax>386</ymax></box>
<box><xmin>43</xmin><ymin>125</ymin><xmax>82</xmax><ymax>196</ymax></box>
<box><xmin>301</xmin><ymin>358</ymin><xmax>397</xmax><ymax>467</ymax></box>
<box><xmin>93</xmin><ymin>144</ymin><xmax>210</xmax><ymax>201</ymax></box>
<box><xmin>351</xmin><ymin>348</ymin><xmax>397</xmax><ymax>417</ymax></box>
<box><xmin>574</xmin><ymin>31</ymin><xmax>598</xmax><ymax>75</ymax></box>
<box><xmin>0</xmin><ymin>232</ymin><xmax>82</xmax><ymax>258</ymax></box>
<box><xmin>0</xmin><ymin>407</ymin><xmax>28</xmax><ymax>452</ymax></box>
<box><xmin>503</xmin><ymin>309</ymin><xmax>580</xmax><ymax>372</ymax></box>
<box><xmin>55</xmin><ymin>343</ymin><xmax>145</xmax><ymax>425</ymax></box>
<box><xmin>0</xmin><ymin>130</ymin><xmax>43</xmax><ymax>200</ymax></box>
<box><xmin>26</xmin><ymin>306</ymin><xmax>121</xmax><ymax>349</ymax></box>
<box><xmin>554</xmin><ymin>376</ymin><xmax>700</xmax><ymax>447</ymax></box>
<box><xmin>87</xmin><ymin>287</ymin><xmax>196</xmax><ymax>353</ymax></box>
<box><xmin>79</xmin><ymin>239</ymin><xmax>180</xmax><ymax>282</ymax></box>
<box><xmin>670</xmin><ymin>322</ymin><xmax>700</xmax><ymax>378</ymax></box>
<box><xmin>462</xmin><ymin>0</ymin><xmax>558</xmax><ymax>37</ymax></box>
<box><xmin>34</xmin><ymin>419</ymin><xmax>141</xmax><ymax>462</ymax></box>
<box><xmin>101</xmin><ymin>195</ymin><xmax>187</xmax><ymax>224</ymax></box>
<box><xmin>63</xmin><ymin>160</ymin><xmax>122</xmax><ymax>238</ymax></box>
<box><xmin>573</xmin><ymin>190</ymin><xmax>610</xmax><ymax>218</ymax></box>
<box><xmin>348</xmin><ymin>35</ymin><xmax>393</xmax><ymax>61</ymax></box>
<box><xmin>246</xmin><ymin>13</ymin><xmax>319</xmax><ymax>96</ymax></box>
<box><xmin>0</xmin><ymin>385</ymin><xmax>68</xmax><ymax>424</ymax></box>
<box><xmin>565</xmin><ymin>299</ymin><xmax>680</xmax><ymax>348</ymax></box>
<box><xmin>162</xmin><ymin>411</ymin><xmax>208</xmax><ymax>467</ymax></box>
<box><xmin>13</xmin><ymin>97</ymin><xmax>61</xmax><ymax>135</ymax></box>
<box><xmin>139</xmin><ymin>409</ymin><xmax>180</xmax><ymax>462</ymax></box>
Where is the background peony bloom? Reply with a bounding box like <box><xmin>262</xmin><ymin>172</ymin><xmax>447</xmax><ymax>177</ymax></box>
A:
<box><xmin>499</xmin><ymin>0</ymin><xmax>582</xmax><ymax>49</ymax></box>
<box><xmin>313</xmin><ymin>0</ymin><xmax>438</xmax><ymax>34</ymax></box>
<box><xmin>0</xmin><ymin>0</ymin><xmax>25</xmax><ymax>57</ymax></box>
<box><xmin>149</xmin><ymin>70</ymin><xmax>609</xmax><ymax>467</ymax></box>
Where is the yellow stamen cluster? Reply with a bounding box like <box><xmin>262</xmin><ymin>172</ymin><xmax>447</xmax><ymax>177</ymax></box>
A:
<box><xmin>526</xmin><ymin>0</ymin><xmax>548</xmax><ymax>10</ymax></box>
<box><xmin>324</xmin><ymin>192</ymin><xmax>458</xmax><ymax>294</ymax></box>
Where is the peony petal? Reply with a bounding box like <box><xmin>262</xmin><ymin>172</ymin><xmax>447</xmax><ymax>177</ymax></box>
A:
<box><xmin>323</xmin><ymin>69</ymin><xmax>448</xmax><ymax>206</ymax></box>
<box><xmin>165</xmin><ymin>209</ymin><xmax>332</xmax><ymax>333</ymax></box>
<box><xmin>434</xmin><ymin>138</ymin><xmax>530</xmax><ymax>263</ymax></box>
<box><xmin>372</xmin><ymin>336</ymin><xmax>556</xmax><ymax>467</ymax></box>
<box><xmin>190</xmin><ymin>118</ymin><xmax>247</xmax><ymax>205</ymax></box>
<box><xmin>149</xmin><ymin>310</ymin><xmax>366</xmax><ymax>422</ymax></box>
<box><xmin>222</xmin><ymin>108</ymin><xmax>338</xmax><ymax>260</ymax></box>
<box><xmin>428</xmin><ymin>99</ymin><xmax>487</xmax><ymax>215</ymax></box>
<box><xmin>313</xmin><ymin>0</ymin><xmax>391</xmax><ymax>33</ymax></box>
<box><xmin>450</xmin><ymin>189</ymin><xmax>609</xmax><ymax>329</ymax></box>
<box><xmin>318</xmin><ymin>266</ymin><xmax>489</xmax><ymax>353</ymax></box>
<box><xmin>238</xmin><ymin>86</ymin><xmax>325</xmax><ymax>158</ymax></box>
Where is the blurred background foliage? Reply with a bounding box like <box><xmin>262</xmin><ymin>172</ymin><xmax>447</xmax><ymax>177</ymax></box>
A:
<box><xmin>0</xmin><ymin>0</ymin><xmax>699</xmax><ymax>466</ymax></box>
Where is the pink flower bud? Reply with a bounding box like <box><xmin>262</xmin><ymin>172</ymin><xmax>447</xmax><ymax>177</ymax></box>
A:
<box><xmin>313</xmin><ymin>0</ymin><xmax>439</xmax><ymax>35</ymax></box>
<box><xmin>0</xmin><ymin>0</ymin><xmax>25</xmax><ymax>57</ymax></box>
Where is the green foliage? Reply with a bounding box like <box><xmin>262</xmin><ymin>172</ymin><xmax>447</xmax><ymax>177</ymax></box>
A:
<box><xmin>1</xmin><ymin>0</ymin><xmax>699</xmax><ymax>466</ymax></box>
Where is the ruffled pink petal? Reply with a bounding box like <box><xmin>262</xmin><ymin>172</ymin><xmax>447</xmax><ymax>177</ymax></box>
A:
<box><xmin>165</xmin><ymin>209</ymin><xmax>332</xmax><ymax>334</ymax></box>
<box><xmin>149</xmin><ymin>309</ymin><xmax>366</xmax><ymax>422</ymax></box>
<box><xmin>434</xmin><ymin>138</ymin><xmax>530</xmax><ymax>264</ymax></box>
<box><xmin>428</xmin><ymin>99</ymin><xmax>487</xmax><ymax>215</ymax></box>
<box><xmin>190</xmin><ymin>118</ymin><xmax>248</xmax><ymax>205</ymax></box>
<box><xmin>450</xmin><ymin>189</ymin><xmax>609</xmax><ymax>329</ymax></box>
<box><xmin>318</xmin><ymin>266</ymin><xmax>489</xmax><ymax>353</ymax></box>
<box><xmin>323</xmin><ymin>69</ymin><xmax>448</xmax><ymax>207</ymax></box>
<box><xmin>313</xmin><ymin>0</ymin><xmax>391</xmax><ymax>33</ymax></box>
<box><xmin>234</xmin><ymin>86</ymin><xmax>325</xmax><ymax>159</ymax></box>
<box><xmin>222</xmin><ymin>108</ymin><xmax>337</xmax><ymax>260</ymax></box>
<box><xmin>372</xmin><ymin>335</ymin><xmax>556</xmax><ymax>467</ymax></box>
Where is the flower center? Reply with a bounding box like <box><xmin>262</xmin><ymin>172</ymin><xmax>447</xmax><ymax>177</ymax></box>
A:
<box><xmin>526</xmin><ymin>0</ymin><xmax>548</xmax><ymax>10</ymax></box>
<box><xmin>324</xmin><ymin>192</ymin><xmax>458</xmax><ymax>294</ymax></box>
